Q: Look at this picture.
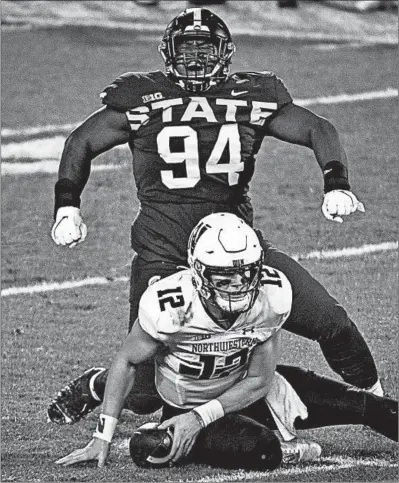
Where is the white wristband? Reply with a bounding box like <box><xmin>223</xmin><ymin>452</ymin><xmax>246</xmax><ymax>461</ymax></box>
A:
<box><xmin>192</xmin><ymin>400</ymin><xmax>224</xmax><ymax>427</ymax></box>
<box><xmin>93</xmin><ymin>414</ymin><xmax>118</xmax><ymax>443</ymax></box>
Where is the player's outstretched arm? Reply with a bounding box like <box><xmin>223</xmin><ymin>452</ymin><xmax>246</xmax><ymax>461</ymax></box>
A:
<box><xmin>55</xmin><ymin>322</ymin><xmax>161</xmax><ymax>467</ymax></box>
<box><xmin>267</xmin><ymin>103</ymin><xmax>365</xmax><ymax>223</ymax></box>
<box><xmin>55</xmin><ymin>437</ymin><xmax>110</xmax><ymax>468</ymax></box>
<box><xmin>52</xmin><ymin>106</ymin><xmax>131</xmax><ymax>247</ymax></box>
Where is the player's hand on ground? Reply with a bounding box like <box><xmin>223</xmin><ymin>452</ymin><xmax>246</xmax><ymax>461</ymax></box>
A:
<box><xmin>158</xmin><ymin>412</ymin><xmax>202</xmax><ymax>463</ymax></box>
<box><xmin>322</xmin><ymin>189</ymin><xmax>365</xmax><ymax>223</ymax></box>
<box><xmin>55</xmin><ymin>437</ymin><xmax>109</xmax><ymax>467</ymax></box>
<box><xmin>51</xmin><ymin>206</ymin><xmax>87</xmax><ymax>247</ymax></box>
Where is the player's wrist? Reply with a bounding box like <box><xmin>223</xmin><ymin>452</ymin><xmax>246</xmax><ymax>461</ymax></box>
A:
<box><xmin>93</xmin><ymin>414</ymin><xmax>118</xmax><ymax>443</ymax></box>
<box><xmin>192</xmin><ymin>400</ymin><xmax>224</xmax><ymax>428</ymax></box>
<box><xmin>323</xmin><ymin>161</ymin><xmax>350</xmax><ymax>193</ymax></box>
<box><xmin>190</xmin><ymin>409</ymin><xmax>205</xmax><ymax>429</ymax></box>
<box><xmin>54</xmin><ymin>178</ymin><xmax>81</xmax><ymax>218</ymax></box>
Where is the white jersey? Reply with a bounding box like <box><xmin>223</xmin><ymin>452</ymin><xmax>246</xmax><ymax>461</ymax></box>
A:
<box><xmin>138</xmin><ymin>266</ymin><xmax>292</xmax><ymax>408</ymax></box>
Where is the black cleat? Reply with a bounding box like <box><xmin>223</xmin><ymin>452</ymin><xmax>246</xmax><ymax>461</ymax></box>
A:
<box><xmin>47</xmin><ymin>367</ymin><xmax>106</xmax><ymax>425</ymax></box>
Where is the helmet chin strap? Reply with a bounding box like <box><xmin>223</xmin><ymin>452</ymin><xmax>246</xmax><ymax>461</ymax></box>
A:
<box><xmin>202</xmin><ymin>297</ymin><xmax>240</xmax><ymax>329</ymax></box>
<box><xmin>201</xmin><ymin>290</ymin><xmax>251</xmax><ymax>327</ymax></box>
<box><xmin>214</xmin><ymin>292</ymin><xmax>252</xmax><ymax>314</ymax></box>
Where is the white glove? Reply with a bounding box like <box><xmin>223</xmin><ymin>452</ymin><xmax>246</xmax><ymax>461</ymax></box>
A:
<box><xmin>322</xmin><ymin>189</ymin><xmax>365</xmax><ymax>223</ymax></box>
<box><xmin>51</xmin><ymin>206</ymin><xmax>87</xmax><ymax>248</ymax></box>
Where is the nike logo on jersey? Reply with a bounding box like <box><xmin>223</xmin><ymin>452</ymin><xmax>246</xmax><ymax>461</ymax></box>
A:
<box><xmin>231</xmin><ymin>90</ymin><xmax>249</xmax><ymax>97</ymax></box>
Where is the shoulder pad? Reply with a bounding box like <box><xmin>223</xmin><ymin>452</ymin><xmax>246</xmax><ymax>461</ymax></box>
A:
<box><xmin>230</xmin><ymin>71</ymin><xmax>292</xmax><ymax>107</ymax></box>
<box><xmin>138</xmin><ymin>270</ymin><xmax>194</xmax><ymax>341</ymax></box>
<box><xmin>261</xmin><ymin>266</ymin><xmax>292</xmax><ymax>316</ymax></box>
<box><xmin>100</xmin><ymin>71</ymin><xmax>168</xmax><ymax>111</ymax></box>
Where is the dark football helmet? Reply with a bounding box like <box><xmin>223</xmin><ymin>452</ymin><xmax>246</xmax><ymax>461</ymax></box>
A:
<box><xmin>159</xmin><ymin>8</ymin><xmax>236</xmax><ymax>93</ymax></box>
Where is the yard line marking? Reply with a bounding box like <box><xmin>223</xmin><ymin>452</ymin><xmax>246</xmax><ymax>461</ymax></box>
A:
<box><xmin>195</xmin><ymin>455</ymin><xmax>398</xmax><ymax>482</ymax></box>
<box><xmin>292</xmin><ymin>241</ymin><xmax>398</xmax><ymax>261</ymax></box>
<box><xmin>2</xmin><ymin>88</ymin><xmax>397</xmax><ymax>141</ymax></box>
<box><xmin>1</xmin><ymin>137</ymin><xmax>127</xmax><ymax>163</ymax></box>
<box><xmin>1</xmin><ymin>242</ymin><xmax>397</xmax><ymax>297</ymax></box>
<box><xmin>296</xmin><ymin>88</ymin><xmax>398</xmax><ymax>107</ymax></box>
<box><xmin>1</xmin><ymin>276</ymin><xmax>129</xmax><ymax>297</ymax></box>
<box><xmin>1</xmin><ymin>123</ymin><xmax>78</xmax><ymax>138</ymax></box>
<box><xmin>1</xmin><ymin>160</ymin><xmax>126</xmax><ymax>175</ymax></box>
<box><xmin>111</xmin><ymin>440</ymin><xmax>397</xmax><ymax>479</ymax></box>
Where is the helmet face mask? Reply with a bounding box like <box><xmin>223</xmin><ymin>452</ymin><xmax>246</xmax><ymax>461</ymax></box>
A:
<box><xmin>201</xmin><ymin>263</ymin><xmax>262</xmax><ymax>314</ymax></box>
<box><xmin>188</xmin><ymin>213</ymin><xmax>263</xmax><ymax>317</ymax></box>
<box><xmin>159</xmin><ymin>8</ymin><xmax>236</xmax><ymax>93</ymax></box>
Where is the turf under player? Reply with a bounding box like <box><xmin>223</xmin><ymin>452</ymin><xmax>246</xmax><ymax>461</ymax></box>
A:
<box><xmin>55</xmin><ymin>214</ymin><xmax>398</xmax><ymax>470</ymax></box>
<box><xmin>49</xmin><ymin>7</ymin><xmax>383</xmax><ymax>424</ymax></box>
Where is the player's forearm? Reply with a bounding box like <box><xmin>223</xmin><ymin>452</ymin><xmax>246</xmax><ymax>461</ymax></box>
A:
<box><xmin>101</xmin><ymin>356</ymin><xmax>136</xmax><ymax>420</ymax></box>
<box><xmin>217</xmin><ymin>372</ymin><xmax>275</xmax><ymax>414</ymax></box>
<box><xmin>58</xmin><ymin>130</ymin><xmax>96</xmax><ymax>189</ymax></box>
<box><xmin>191</xmin><ymin>335</ymin><xmax>280</xmax><ymax>428</ymax></box>
<box><xmin>54</xmin><ymin>132</ymin><xmax>96</xmax><ymax>215</ymax></box>
<box><xmin>309</xmin><ymin>118</ymin><xmax>348</xmax><ymax>170</ymax></box>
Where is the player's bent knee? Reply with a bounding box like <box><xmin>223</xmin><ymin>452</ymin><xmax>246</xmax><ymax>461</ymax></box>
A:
<box><xmin>245</xmin><ymin>427</ymin><xmax>282</xmax><ymax>470</ymax></box>
<box><xmin>197</xmin><ymin>415</ymin><xmax>282</xmax><ymax>470</ymax></box>
<box><xmin>317</xmin><ymin>306</ymin><xmax>353</xmax><ymax>342</ymax></box>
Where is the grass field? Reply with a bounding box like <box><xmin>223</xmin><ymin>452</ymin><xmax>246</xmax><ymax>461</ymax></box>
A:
<box><xmin>1</xmin><ymin>3</ymin><xmax>398</xmax><ymax>482</ymax></box>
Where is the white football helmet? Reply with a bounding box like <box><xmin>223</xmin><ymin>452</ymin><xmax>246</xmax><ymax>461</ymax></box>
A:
<box><xmin>188</xmin><ymin>213</ymin><xmax>263</xmax><ymax>314</ymax></box>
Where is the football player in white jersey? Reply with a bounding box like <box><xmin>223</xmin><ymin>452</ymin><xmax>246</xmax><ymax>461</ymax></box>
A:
<box><xmin>55</xmin><ymin>214</ymin><xmax>398</xmax><ymax>470</ymax></box>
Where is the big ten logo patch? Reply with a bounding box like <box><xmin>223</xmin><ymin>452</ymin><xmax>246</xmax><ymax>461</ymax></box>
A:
<box><xmin>142</xmin><ymin>92</ymin><xmax>164</xmax><ymax>103</ymax></box>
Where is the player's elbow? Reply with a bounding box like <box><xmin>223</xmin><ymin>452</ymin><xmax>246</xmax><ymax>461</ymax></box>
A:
<box><xmin>63</xmin><ymin>123</ymin><xmax>97</xmax><ymax>158</ymax></box>
<box><xmin>247</xmin><ymin>374</ymin><xmax>273</xmax><ymax>400</ymax></box>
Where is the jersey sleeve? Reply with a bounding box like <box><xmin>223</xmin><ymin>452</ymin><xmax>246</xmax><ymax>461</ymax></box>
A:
<box><xmin>138</xmin><ymin>288</ymin><xmax>164</xmax><ymax>341</ymax></box>
<box><xmin>138</xmin><ymin>279</ymin><xmax>186</xmax><ymax>343</ymax></box>
<box><xmin>100</xmin><ymin>71</ymin><xmax>167</xmax><ymax>111</ymax></box>
<box><xmin>263</xmin><ymin>268</ymin><xmax>293</xmax><ymax>329</ymax></box>
<box><xmin>273</xmin><ymin>74</ymin><xmax>293</xmax><ymax>107</ymax></box>
<box><xmin>271</xmin><ymin>270</ymin><xmax>292</xmax><ymax>328</ymax></box>
<box><xmin>257</xmin><ymin>71</ymin><xmax>293</xmax><ymax>109</ymax></box>
<box><xmin>100</xmin><ymin>73</ymin><xmax>141</xmax><ymax>111</ymax></box>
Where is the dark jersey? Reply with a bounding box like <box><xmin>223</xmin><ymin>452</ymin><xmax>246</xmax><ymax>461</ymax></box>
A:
<box><xmin>101</xmin><ymin>71</ymin><xmax>292</xmax><ymax>262</ymax></box>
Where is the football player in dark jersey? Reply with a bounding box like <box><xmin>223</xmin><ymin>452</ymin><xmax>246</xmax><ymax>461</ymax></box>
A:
<box><xmin>48</xmin><ymin>7</ymin><xmax>383</xmax><ymax>424</ymax></box>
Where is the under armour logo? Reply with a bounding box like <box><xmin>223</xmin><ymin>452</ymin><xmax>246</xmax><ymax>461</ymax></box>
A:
<box><xmin>242</xmin><ymin>327</ymin><xmax>255</xmax><ymax>335</ymax></box>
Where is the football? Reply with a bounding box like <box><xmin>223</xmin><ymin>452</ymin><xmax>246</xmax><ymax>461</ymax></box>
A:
<box><xmin>129</xmin><ymin>422</ymin><xmax>173</xmax><ymax>468</ymax></box>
